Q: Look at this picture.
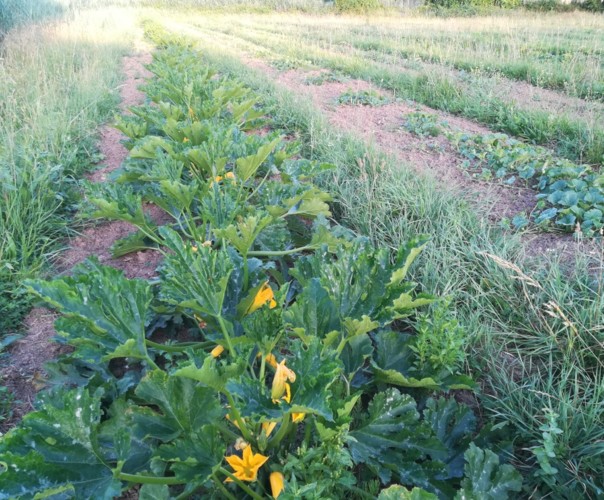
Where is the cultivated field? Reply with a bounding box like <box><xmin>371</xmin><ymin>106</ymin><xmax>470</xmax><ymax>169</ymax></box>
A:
<box><xmin>0</xmin><ymin>2</ymin><xmax>603</xmax><ymax>499</ymax></box>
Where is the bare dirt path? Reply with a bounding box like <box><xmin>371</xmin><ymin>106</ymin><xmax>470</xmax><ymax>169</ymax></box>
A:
<box><xmin>0</xmin><ymin>48</ymin><xmax>159</xmax><ymax>428</ymax></box>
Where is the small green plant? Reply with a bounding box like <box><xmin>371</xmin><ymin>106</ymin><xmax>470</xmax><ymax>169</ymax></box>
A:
<box><xmin>337</xmin><ymin>89</ymin><xmax>389</xmax><ymax>106</ymax></box>
<box><xmin>411</xmin><ymin>300</ymin><xmax>466</xmax><ymax>377</ymax></box>
<box><xmin>0</xmin><ymin>385</ymin><xmax>15</xmax><ymax>426</ymax></box>
<box><xmin>270</xmin><ymin>58</ymin><xmax>303</xmax><ymax>71</ymax></box>
<box><xmin>304</xmin><ymin>71</ymin><xmax>348</xmax><ymax>85</ymax></box>
<box><xmin>404</xmin><ymin>112</ymin><xmax>445</xmax><ymax>138</ymax></box>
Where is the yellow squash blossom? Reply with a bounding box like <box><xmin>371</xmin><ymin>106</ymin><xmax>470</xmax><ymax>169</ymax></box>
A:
<box><xmin>261</xmin><ymin>421</ymin><xmax>277</xmax><ymax>437</ymax></box>
<box><xmin>266</xmin><ymin>353</ymin><xmax>278</xmax><ymax>369</ymax></box>
<box><xmin>292</xmin><ymin>412</ymin><xmax>305</xmax><ymax>423</ymax></box>
<box><xmin>279</xmin><ymin>383</ymin><xmax>304</xmax><ymax>422</ymax></box>
<box><xmin>271</xmin><ymin>360</ymin><xmax>296</xmax><ymax>401</ymax></box>
<box><xmin>225</xmin><ymin>445</ymin><xmax>269</xmax><ymax>482</ymax></box>
<box><xmin>270</xmin><ymin>472</ymin><xmax>285</xmax><ymax>499</ymax></box>
<box><xmin>210</xmin><ymin>345</ymin><xmax>224</xmax><ymax>358</ymax></box>
<box><xmin>249</xmin><ymin>282</ymin><xmax>277</xmax><ymax>315</ymax></box>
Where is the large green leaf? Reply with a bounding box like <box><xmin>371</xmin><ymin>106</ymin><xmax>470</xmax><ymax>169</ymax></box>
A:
<box><xmin>291</xmin><ymin>241</ymin><xmax>431</xmax><ymax>326</ymax></box>
<box><xmin>158</xmin><ymin>226</ymin><xmax>234</xmax><ymax>318</ymax></box>
<box><xmin>156</xmin><ymin>425</ymin><xmax>225</xmax><ymax>482</ymax></box>
<box><xmin>347</xmin><ymin>388</ymin><xmax>447</xmax><ymax>492</ymax></box>
<box><xmin>371</xmin><ymin>331</ymin><xmax>440</xmax><ymax>390</ymax></box>
<box><xmin>0</xmin><ymin>388</ymin><xmax>122</xmax><ymax>499</ymax></box>
<box><xmin>132</xmin><ymin>370</ymin><xmax>224</xmax><ymax>442</ymax></box>
<box><xmin>173</xmin><ymin>355</ymin><xmax>246</xmax><ymax>393</ymax></box>
<box><xmin>235</xmin><ymin>137</ymin><xmax>280</xmax><ymax>182</ymax></box>
<box><xmin>24</xmin><ymin>259</ymin><xmax>154</xmax><ymax>364</ymax></box>
<box><xmin>214</xmin><ymin>214</ymin><xmax>274</xmax><ymax>256</ymax></box>
<box><xmin>378</xmin><ymin>485</ymin><xmax>437</xmax><ymax>500</ymax></box>
<box><xmin>288</xmin><ymin>338</ymin><xmax>343</xmax><ymax>421</ymax></box>
<box><xmin>424</xmin><ymin>397</ymin><xmax>477</xmax><ymax>479</ymax></box>
<box><xmin>283</xmin><ymin>278</ymin><xmax>340</xmax><ymax>339</ymax></box>
<box><xmin>456</xmin><ymin>444</ymin><xmax>522</xmax><ymax>500</ymax></box>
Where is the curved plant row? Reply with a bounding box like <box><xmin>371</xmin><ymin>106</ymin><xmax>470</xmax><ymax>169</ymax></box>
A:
<box><xmin>404</xmin><ymin>112</ymin><xmax>604</xmax><ymax>236</ymax></box>
<box><xmin>0</xmin><ymin>33</ymin><xmax>522</xmax><ymax>500</ymax></box>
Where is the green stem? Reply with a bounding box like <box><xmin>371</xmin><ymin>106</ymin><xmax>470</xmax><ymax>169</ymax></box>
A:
<box><xmin>118</xmin><ymin>472</ymin><xmax>186</xmax><ymax>486</ymax></box>
<box><xmin>243</xmin><ymin>253</ymin><xmax>249</xmax><ymax>290</ymax></box>
<box><xmin>224</xmin><ymin>391</ymin><xmax>254</xmax><ymax>443</ymax></box>
<box><xmin>259</xmin><ymin>353</ymin><xmax>267</xmax><ymax>382</ymax></box>
<box><xmin>212</xmin><ymin>474</ymin><xmax>238</xmax><ymax>500</ymax></box>
<box><xmin>146</xmin><ymin>339</ymin><xmax>214</xmax><ymax>353</ymax></box>
<box><xmin>218</xmin><ymin>468</ymin><xmax>264</xmax><ymax>500</ymax></box>
<box><xmin>248</xmin><ymin>245</ymin><xmax>313</xmax><ymax>257</ymax></box>
<box><xmin>217</xmin><ymin>315</ymin><xmax>235</xmax><ymax>356</ymax></box>
<box><xmin>303</xmin><ymin>419</ymin><xmax>312</xmax><ymax>448</ymax></box>
<box><xmin>266</xmin><ymin>412</ymin><xmax>293</xmax><ymax>451</ymax></box>
<box><xmin>215</xmin><ymin>422</ymin><xmax>240</xmax><ymax>441</ymax></box>
<box><xmin>145</xmin><ymin>354</ymin><xmax>161</xmax><ymax>371</ymax></box>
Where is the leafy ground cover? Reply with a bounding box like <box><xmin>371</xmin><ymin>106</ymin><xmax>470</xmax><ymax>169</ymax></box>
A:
<box><xmin>0</xmin><ymin>31</ymin><xmax>525</xmax><ymax>499</ymax></box>
<box><xmin>337</xmin><ymin>89</ymin><xmax>390</xmax><ymax>106</ymax></box>
<box><xmin>402</xmin><ymin>111</ymin><xmax>604</xmax><ymax>235</ymax></box>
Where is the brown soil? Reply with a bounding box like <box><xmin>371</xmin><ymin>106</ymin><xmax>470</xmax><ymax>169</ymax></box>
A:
<box><xmin>0</xmin><ymin>50</ymin><xmax>158</xmax><ymax>429</ymax></box>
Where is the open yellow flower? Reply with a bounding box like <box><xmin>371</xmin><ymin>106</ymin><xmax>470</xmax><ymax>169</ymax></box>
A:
<box><xmin>270</xmin><ymin>471</ymin><xmax>285</xmax><ymax>498</ymax></box>
<box><xmin>271</xmin><ymin>360</ymin><xmax>296</xmax><ymax>401</ymax></box>
<box><xmin>225</xmin><ymin>445</ymin><xmax>269</xmax><ymax>482</ymax></box>
<box><xmin>210</xmin><ymin>345</ymin><xmax>224</xmax><ymax>358</ymax></box>
<box><xmin>249</xmin><ymin>282</ymin><xmax>277</xmax><ymax>315</ymax></box>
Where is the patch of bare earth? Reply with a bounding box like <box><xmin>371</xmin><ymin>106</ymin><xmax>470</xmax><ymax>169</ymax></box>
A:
<box><xmin>0</xmin><ymin>49</ymin><xmax>160</xmax><ymax>429</ymax></box>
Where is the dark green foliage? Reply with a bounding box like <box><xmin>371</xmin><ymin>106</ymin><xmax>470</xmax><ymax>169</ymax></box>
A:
<box><xmin>335</xmin><ymin>0</ymin><xmax>383</xmax><ymax>12</ymax></box>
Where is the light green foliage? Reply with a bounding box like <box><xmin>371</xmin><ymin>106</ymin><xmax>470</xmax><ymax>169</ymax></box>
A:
<box><xmin>304</xmin><ymin>71</ymin><xmax>348</xmax><ymax>85</ymax></box>
<box><xmin>378</xmin><ymin>485</ymin><xmax>438</xmax><ymax>499</ymax></box>
<box><xmin>335</xmin><ymin>0</ymin><xmax>383</xmax><ymax>12</ymax></box>
<box><xmin>404</xmin><ymin>112</ymin><xmax>444</xmax><ymax>138</ymax></box>
<box><xmin>456</xmin><ymin>443</ymin><xmax>522</xmax><ymax>499</ymax></box>
<box><xmin>411</xmin><ymin>300</ymin><xmax>467</xmax><ymax>376</ymax></box>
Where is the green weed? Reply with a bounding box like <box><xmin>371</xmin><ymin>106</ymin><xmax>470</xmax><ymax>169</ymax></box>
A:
<box><xmin>337</xmin><ymin>89</ymin><xmax>390</xmax><ymax>106</ymax></box>
<box><xmin>404</xmin><ymin>112</ymin><xmax>444</xmax><ymax>137</ymax></box>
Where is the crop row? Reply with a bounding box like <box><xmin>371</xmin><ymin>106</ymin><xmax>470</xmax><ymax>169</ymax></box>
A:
<box><xmin>0</xmin><ymin>30</ymin><xmax>522</xmax><ymax>499</ymax></box>
<box><xmin>404</xmin><ymin>112</ymin><xmax>604</xmax><ymax>236</ymax></box>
